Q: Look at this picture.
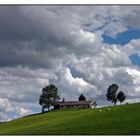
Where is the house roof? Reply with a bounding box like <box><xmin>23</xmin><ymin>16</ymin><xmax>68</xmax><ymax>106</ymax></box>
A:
<box><xmin>59</xmin><ymin>100</ymin><xmax>96</xmax><ymax>106</ymax></box>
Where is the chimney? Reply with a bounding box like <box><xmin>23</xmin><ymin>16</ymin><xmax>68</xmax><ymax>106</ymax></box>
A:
<box><xmin>62</xmin><ymin>98</ymin><xmax>65</xmax><ymax>102</ymax></box>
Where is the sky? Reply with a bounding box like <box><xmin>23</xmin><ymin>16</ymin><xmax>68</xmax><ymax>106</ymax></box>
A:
<box><xmin>1</xmin><ymin>5</ymin><xmax>140</xmax><ymax>121</ymax></box>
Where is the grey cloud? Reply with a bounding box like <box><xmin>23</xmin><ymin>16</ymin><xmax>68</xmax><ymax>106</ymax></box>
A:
<box><xmin>0</xmin><ymin>6</ymin><xmax>138</xmax><ymax>69</ymax></box>
<box><xmin>0</xmin><ymin>6</ymin><xmax>79</xmax><ymax>68</ymax></box>
<box><xmin>0</xmin><ymin>40</ymin><xmax>64</xmax><ymax>68</ymax></box>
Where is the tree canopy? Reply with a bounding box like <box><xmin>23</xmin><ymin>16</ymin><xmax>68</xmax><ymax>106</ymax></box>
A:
<box><xmin>106</xmin><ymin>83</ymin><xmax>126</xmax><ymax>105</ymax></box>
<box><xmin>117</xmin><ymin>91</ymin><xmax>126</xmax><ymax>104</ymax></box>
<box><xmin>39</xmin><ymin>84</ymin><xmax>60</xmax><ymax>113</ymax></box>
<box><xmin>79</xmin><ymin>94</ymin><xmax>86</xmax><ymax>101</ymax></box>
<box><xmin>106</xmin><ymin>83</ymin><xmax>118</xmax><ymax>105</ymax></box>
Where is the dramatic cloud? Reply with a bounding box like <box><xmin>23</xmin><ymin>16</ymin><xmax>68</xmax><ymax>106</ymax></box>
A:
<box><xmin>55</xmin><ymin>66</ymin><xmax>98</xmax><ymax>100</ymax></box>
<box><xmin>0</xmin><ymin>5</ymin><xmax>140</xmax><ymax>121</ymax></box>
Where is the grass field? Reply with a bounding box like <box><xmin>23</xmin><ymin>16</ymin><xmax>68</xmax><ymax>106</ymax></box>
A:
<box><xmin>0</xmin><ymin>102</ymin><xmax>140</xmax><ymax>135</ymax></box>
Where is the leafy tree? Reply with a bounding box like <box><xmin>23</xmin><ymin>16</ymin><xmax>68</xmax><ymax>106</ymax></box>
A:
<box><xmin>106</xmin><ymin>84</ymin><xmax>126</xmax><ymax>106</ymax></box>
<box><xmin>106</xmin><ymin>83</ymin><xmax>119</xmax><ymax>105</ymax></box>
<box><xmin>39</xmin><ymin>84</ymin><xmax>60</xmax><ymax>113</ymax></box>
<box><xmin>79</xmin><ymin>94</ymin><xmax>86</xmax><ymax>101</ymax></box>
<box><xmin>117</xmin><ymin>91</ymin><xmax>126</xmax><ymax>104</ymax></box>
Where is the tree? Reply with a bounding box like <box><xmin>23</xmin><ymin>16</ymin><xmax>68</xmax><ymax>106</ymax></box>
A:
<box><xmin>106</xmin><ymin>84</ymin><xmax>126</xmax><ymax>106</ymax></box>
<box><xmin>79</xmin><ymin>94</ymin><xmax>86</xmax><ymax>101</ymax></box>
<box><xmin>117</xmin><ymin>91</ymin><xmax>126</xmax><ymax>104</ymax></box>
<box><xmin>106</xmin><ymin>83</ymin><xmax>119</xmax><ymax>105</ymax></box>
<box><xmin>39</xmin><ymin>84</ymin><xmax>60</xmax><ymax>113</ymax></box>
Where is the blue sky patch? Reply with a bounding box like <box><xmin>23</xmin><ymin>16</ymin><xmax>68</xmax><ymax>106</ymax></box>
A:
<box><xmin>129</xmin><ymin>53</ymin><xmax>140</xmax><ymax>67</ymax></box>
<box><xmin>102</xmin><ymin>29</ymin><xmax>140</xmax><ymax>45</ymax></box>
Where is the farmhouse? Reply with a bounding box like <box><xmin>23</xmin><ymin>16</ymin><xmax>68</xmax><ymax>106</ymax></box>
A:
<box><xmin>58</xmin><ymin>100</ymin><xmax>97</xmax><ymax>109</ymax></box>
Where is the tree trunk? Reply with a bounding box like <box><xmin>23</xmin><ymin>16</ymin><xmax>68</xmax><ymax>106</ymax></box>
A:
<box><xmin>48</xmin><ymin>105</ymin><xmax>50</xmax><ymax>112</ymax></box>
<box><xmin>42</xmin><ymin>106</ymin><xmax>45</xmax><ymax>113</ymax></box>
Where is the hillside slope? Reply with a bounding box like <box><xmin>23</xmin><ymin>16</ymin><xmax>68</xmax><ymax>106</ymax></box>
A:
<box><xmin>0</xmin><ymin>103</ymin><xmax>140</xmax><ymax>135</ymax></box>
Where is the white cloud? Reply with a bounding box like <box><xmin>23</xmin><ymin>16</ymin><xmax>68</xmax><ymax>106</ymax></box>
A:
<box><xmin>19</xmin><ymin>107</ymin><xmax>32</xmax><ymax>116</ymax></box>
<box><xmin>55</xmin><ymin>66</ymin><xmax>98</xmax><ymax>100</ymax></box>
<box><xmin>0</xmin><ymin>98</ymin><xmax>13</xmax><ymax>112</ymax></box>
<box><xmin>126</xmin><ymin>68</ymin><xmax>140</xmax><ymax>94</ymax></box>
<box><xmin>122</xmin><ymin>39</ymin><xmax>140</xmax><ymax>57</ymax></box>
<box><xmin>127</xmin><ymin>68</ymin><xmax>140</xmax><ymax>79</ymax></box>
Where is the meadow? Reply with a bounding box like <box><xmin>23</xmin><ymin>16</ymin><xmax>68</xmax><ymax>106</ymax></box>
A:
<box><xmin>0</xmin><ymin>102</ymin><xmax>140</xmax><ymax>135</ymax></box>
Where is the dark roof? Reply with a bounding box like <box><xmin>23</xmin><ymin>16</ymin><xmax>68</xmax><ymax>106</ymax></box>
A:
<box><xmin>59</xmin><ymin>100</ymin><xmax>95</xmax><ymax>106</ymax></box>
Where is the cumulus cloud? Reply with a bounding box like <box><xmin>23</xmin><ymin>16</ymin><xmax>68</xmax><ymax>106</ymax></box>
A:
<box><xmin>18</xmin><ymin>107</ymin><xmax>32</xmax><ymax>116</ymax></box>
<box><xmin>0</xmin><ymin>6</ymin><xmax>140</xmax><ymax>121</ymax></box>
<box><xmin>55</xmin><ymin>66</ymin><xmax>98</xmax><ymax>100</ymax></box>
<box><xmin>126</xmin><ymin>68</ymin><xmax>140</xmax><ymax>94</ymax></box>
<box><xmin>0</xmin><ymin>98</ymin><xmax>13</xmax><ymax>112</ymax></box>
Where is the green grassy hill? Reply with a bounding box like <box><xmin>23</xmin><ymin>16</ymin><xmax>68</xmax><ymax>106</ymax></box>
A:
<box><xmin>0</xmin><ymin>103</ymin><xmax>140</xmax><ymax>135</ymax></box>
